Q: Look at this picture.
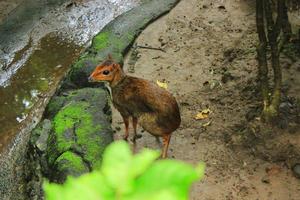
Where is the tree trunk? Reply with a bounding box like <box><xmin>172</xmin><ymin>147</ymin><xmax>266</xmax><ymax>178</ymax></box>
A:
<box><xmin>256</xmin><ymin>0</ymin><xmax>288</xmax><ymax>122</ymax></box>
<box><xmin>263</xmin><ymin>0</ymin><xmax>282</xmax><ymax>120</ymax></box>
<box><xmin>256</xmin><ymin>0</ymin><xmax>270</xmax><ymax>111</ymax></box>
<box><xmin>282</xmin><ymin>0</ymin><xmax>292</xmax><ymax>40</ymax></box>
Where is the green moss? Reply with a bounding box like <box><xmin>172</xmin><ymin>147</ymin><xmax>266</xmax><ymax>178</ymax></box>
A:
<box><xmin>92</xmin><ymin>31</ymin><xmax>126</xmax><ymax>52</ymax></box>
<box><xmin>92</xmin><ymin>31</ymin><xmax>109</xmax><ymax>50</ymax></box>
<box><xmin>51</xmin><ymin>101</ymin><xmax>103</xmax><ymax>169</ymax></box>
<box><xmin>126</xmin><ymin>32</ymin><xmax>135</xmax><ymax>41</ymax></box>
<box><xmin>54</xmin><ymin>104</ymin><xmax>82</xmax><ymax>134</ymax></box>
<box><xmin>112</xmin><ymin>37</ymin><xmax>124</xmax><ymax>49</ymax></box>
<box><xmin>55</xmin><ymin>151</ymin><xmax>88</xmax><ymax>173</ymax></box>
<box><xmin>72</xmin><ymin>55</ymin><xmax>99</xmax><ymax>70</ymax></box>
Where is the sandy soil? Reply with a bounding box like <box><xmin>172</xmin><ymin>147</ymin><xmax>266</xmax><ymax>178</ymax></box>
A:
<box><xmin>112</xmin><ymin>0</ymin><xmax>300</xmax><ymax>199</ymax></box>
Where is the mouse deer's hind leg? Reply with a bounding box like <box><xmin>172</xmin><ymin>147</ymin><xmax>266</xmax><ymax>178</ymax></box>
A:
<box><xmin>122</xmin><ymin>116</ymin><xmax>129</xmax><ymax>141</ymax></box>
<box><xmin>162</xmin><ymin>134</ymin><xmax>171</xmax><ymax>158</ymax></box>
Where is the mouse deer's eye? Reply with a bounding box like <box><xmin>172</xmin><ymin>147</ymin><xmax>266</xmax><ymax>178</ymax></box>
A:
<box><xmin>103</xmin><ymin>70</ymin><xmax>110</xmax><ymax>75</ymax></box>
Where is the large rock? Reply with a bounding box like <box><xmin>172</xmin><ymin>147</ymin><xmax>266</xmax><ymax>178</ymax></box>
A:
<box><xmin>31</xmin><ymin>88</ymin><xmax>113</xmax><ymax>183</ymax></box>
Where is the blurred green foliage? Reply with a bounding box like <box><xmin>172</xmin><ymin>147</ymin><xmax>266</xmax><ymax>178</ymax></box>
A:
<box><xmin>44</xmin><ymin>141</ymin><xmax>205</xmax><ymax>200</ymax></box>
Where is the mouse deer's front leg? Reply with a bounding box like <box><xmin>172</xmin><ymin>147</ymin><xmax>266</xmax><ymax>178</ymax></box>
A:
<box><xmin>162</xmin><ymin>134</ymin><xmax>171</xmax><ymax>158</ymax></box>
<box><xmin>132</xmin><ymin>117</ymin><xmax>138</xmax><ymax>143</ymax></box>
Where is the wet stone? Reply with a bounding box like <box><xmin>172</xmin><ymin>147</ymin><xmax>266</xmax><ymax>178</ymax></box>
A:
<box><xmin>35</xmin><ymin>119</ymin><xmax>51</xmax><ymax>152</ymax></box>
<box><xmin>292</xmin><ymin>164</ymin><xmax>300</xmax><ymax>179</ymax></box>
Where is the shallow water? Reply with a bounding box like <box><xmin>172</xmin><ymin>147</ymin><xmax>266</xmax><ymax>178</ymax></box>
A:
<box><xmin>0</xmin><ymin>34</ymin><xmax>81</xmax><ymax>151</ymax></box>
<box><xmin>0</xmin><ymin>0</ymin><xmax>141</xmax><ymax>152</ymax></box>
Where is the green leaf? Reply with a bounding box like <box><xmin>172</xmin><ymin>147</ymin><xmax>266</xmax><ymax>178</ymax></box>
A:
<box><xmin>130</xmin><ymin>160</ymin><xmax>205</xmax><ymax>200</ymax></box>
<box><xmin>44</xmin><ymin>171</ymin><xmax>114</xmax><ymax>200</ymax></box>
<box><xmin>101</xmin><ymin>141</ymin><xmax>160</xmax><ymax>195</ymax></box>
<box><xmin>101</xmin><ymin>140</ymin><xmax>133</xmax><ymax>194</ymax></box>
<box><xmin>129</xmin><ymin>148</ymin><xmax>160</xmax><ymax>178</ymax></box>
<box><xmin>124</xmin><ymin>189</ymin><xmax>177</xmax><ymax>200</ymax></box>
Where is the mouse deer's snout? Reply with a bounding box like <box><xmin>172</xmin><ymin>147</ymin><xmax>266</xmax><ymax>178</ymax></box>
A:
<box><xmin>89</xmin><ymin>66</ymin><xmax>101</xmax><ymax>82</ymax></box>
<box><xmin>88</xmin><ymin>75</ymin><xmax>94</xmax><ymax>82</ymax></box>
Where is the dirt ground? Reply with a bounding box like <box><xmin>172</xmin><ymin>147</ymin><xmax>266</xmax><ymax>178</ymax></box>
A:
<box><xmin>112</xmin><ymin>0</ymin><xmax>300</xmax><ymax>199</ymax></box>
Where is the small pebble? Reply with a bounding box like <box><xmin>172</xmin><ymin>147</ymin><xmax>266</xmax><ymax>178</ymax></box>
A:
<box><xmin>261</xmin><ymin>175</ymin><xmax>270</xmax><ymax>184</ymax></box>
<box><xmin>292</xmin><ymin>164</ymin><xmax>300</xmax><ymax>179</ymax></box>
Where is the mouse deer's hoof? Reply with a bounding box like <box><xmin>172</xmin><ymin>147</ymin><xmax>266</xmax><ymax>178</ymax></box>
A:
<box><xmin>160</xmin><ymin>153</ymin><xmax>167</xmax><ymax>159</ymax></box>
<box><xmin>132</xmin><ymin>134</ymin><xmax>142</xmax><ymax>142</ymax></box>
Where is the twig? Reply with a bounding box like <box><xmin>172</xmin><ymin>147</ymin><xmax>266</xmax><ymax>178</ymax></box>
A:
<box><xmin>136</xmin><ymin>45</ymin><xmax>166</xmax><ymax>52</ymax></box>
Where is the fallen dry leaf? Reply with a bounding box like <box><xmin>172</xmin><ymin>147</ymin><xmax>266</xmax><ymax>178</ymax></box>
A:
<box><xmin>266</xmin><ymin>165</ymin><xmax>281</xmax><ymax>176</ymax></box>
<box><xmin>156</xmin><ymin>80</ymin><xmax>168</xmax><ymax>89</ymax></box>
<box><xmin>195</xmin><ymin>108</ymin><xmax>212</xmax><ymax>120</ymax></box>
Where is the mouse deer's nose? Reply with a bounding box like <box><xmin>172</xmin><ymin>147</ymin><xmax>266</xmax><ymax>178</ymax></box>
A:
<box><xmin>88</xmin><ymin>76</ymin><xmax>93</xmax><ymax>82</ymax></box>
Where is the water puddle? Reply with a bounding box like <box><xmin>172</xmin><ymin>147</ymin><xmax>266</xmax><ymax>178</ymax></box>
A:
<box><xmin>0</xmin><ymin>34</ymin><xmax>82</xmax><ymax>151</ymax></box>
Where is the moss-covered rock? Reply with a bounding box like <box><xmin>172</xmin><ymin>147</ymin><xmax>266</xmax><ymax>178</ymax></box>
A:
<box><xmin>68</xmin><ymin>0</ymin><xmax>180</xmax><ymax>87</ymax></box>
<box><xmin>48</xmin><ymin>101</ymin><xmax>103</xmax><ymax>166</ymax></box>
<box><xmin>45</xmin><ymin>88</ymin><xmax>113</xmax><ymax>182</ymax></box>
<box><xmin>52</xmin><ymin>151</ymin><xmax>89</xmax><ymax>183</ymax></box>
<box><xmin>45</xmin><ymin>87</ymin><xmax>111</xmax><ymax>118</ymax></box>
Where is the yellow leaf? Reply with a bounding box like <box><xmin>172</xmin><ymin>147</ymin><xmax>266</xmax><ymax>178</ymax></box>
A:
<box><xmin>195</xmin><ymin>113</ymin><xmax>207</xmax><ymax>120</ymax></box>
<box><xmin>195</xmin><ymin>108</ymin><xmax>212</xmax><ymax>120</ymax></box>
<box><xmin>156</xmin><ymin>80</ymin><xmax>168</xmax><ymax>89</ymax></box>
<box><xmin>201</xmin><ymin>108</ymin><xmax>211</xmax><ymax>114</ymax></box>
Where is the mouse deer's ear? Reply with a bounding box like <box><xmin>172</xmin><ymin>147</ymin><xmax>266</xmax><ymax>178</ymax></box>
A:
<box><xmin>107</xmin><ymin>54</ymin><xmax>113</xmax><ymax>60</ymax></box>
<box><xmin>112</xmin><ymin>63</ymin><xmax>119</xmax><ymax>68</ymax></box>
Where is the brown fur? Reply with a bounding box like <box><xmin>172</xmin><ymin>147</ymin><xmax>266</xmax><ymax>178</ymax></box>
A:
<box><xmin>112</xmin><ymin>76</ymin><xmax>181</xmax><ymax>136</ymax></box>
<box><xmin>89</xmin><ymin>57</ymin><xmax>181</xmax><ymax>157</ymax></box>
